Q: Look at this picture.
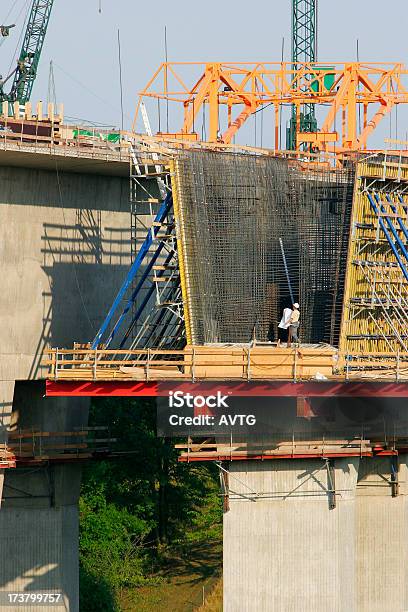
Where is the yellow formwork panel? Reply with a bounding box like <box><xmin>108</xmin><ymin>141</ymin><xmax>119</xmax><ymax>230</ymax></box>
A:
<box><xmin>339</xmin><ymin>156</ymin><xmax>408</xmax><ymax>356</ymax></box>
<box><xmin>358</xmin><ymin>157</ymin><xmax>408</xmax><ymax>182</ymax></box>
<box><xmin>170</xmin><ymin>158</ymin><xmax>193</xmax><ymax>345</ymax></box>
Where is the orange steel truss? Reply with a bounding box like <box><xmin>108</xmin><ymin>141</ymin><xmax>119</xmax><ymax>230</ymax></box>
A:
<box><xmin>135</xmin><ymin>62</ymin><xmax>408</xmax><ymax>152</ymax></box>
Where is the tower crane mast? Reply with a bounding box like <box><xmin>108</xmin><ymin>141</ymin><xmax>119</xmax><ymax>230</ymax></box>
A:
<box><xmin>287</xmin><ymin>0</ymin><xmax>318</xmax><ymax>149</ymax></box>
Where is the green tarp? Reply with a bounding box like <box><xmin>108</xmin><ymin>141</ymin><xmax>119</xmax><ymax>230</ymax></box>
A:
<box><xmin>73</xmin><ymin>129</ymin><xmax>120</xmax><ymax>143</ymax></box>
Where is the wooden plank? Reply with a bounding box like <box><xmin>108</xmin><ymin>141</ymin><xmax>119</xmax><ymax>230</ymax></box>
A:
<box><xmin>175</xmin><ymin>440</ymin><xmax>370</xmax><ymax>450</ymax></box>
<box><xmin>8</xmin><ymin>431</ymin><xmax>88</xmax><ymax>439</ymax></box>
<box><xmin>10</xmin><ymin>443</ymin><xmax>88</xmax><ymax>450</ymax></box>
<box><xmin>15</xmin><ymin>453</ymin><xmax>93</xmax><ymax>461</ymax></box>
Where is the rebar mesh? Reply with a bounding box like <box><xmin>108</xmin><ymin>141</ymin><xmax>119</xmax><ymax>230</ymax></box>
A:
<box><xmin>174</xmin><ymin>151</ymin><xmax>354</xmax><ymax>345</ymax></box>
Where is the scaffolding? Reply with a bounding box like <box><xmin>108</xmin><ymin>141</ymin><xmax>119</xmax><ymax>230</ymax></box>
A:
<box><xmin>45</xmin><ymin>344</ymin><xmax>337</xmax><ymax>382</ymax></box>
<box><xmin>45</xmin><ymin>148</ymin><xmax>408</xmax><ymax>383</ymax></box>
<box><xmin>340</xmin><ymin>154</ymin><xmax>408</xmax><ymax>376</ymax></box>
<box><xmin>0</xmin><ymin>427</ymin><xmax>118</xmax><ymax>467</ymax></box>
<box><xmin>129</xmin><ymin>144</ymin><xmax>184</xmax><ymax>349</ymax></box>
<box><xmin>176</xmin><ymin>437</ymin><xmax>401</xmax><ymax>463</ymax></box>
<box><xmin>89</xmin><ymin>139</ymin><xmax>185</xmax><ymax>351</ymax></box>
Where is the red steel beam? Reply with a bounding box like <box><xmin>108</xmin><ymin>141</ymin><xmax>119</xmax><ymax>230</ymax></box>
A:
<box><xmin>46</xmin><ymin>380</ymin><xmax>160</xmax><ymax>397</ymax></box>
<box><xmin>0</xmin><ymin>460</ymin><xmax>16</xmax><ymax>468</ymax></box>
<box><xmin>46</xmin><ymin>379</ymin><xmax>408</xmax><ymax>398</ymax></box>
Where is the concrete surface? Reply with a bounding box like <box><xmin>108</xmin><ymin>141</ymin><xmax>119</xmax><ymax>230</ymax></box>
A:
<box><xmin>356</xmin><ymin>456</ymin><xmax>408</xmax><ymax>612</ymax></box>
<box><xmin>0</xmin><ymin>164</ymin><xmax>131</xmax><ymax>380</ymax></box>
<box><xmin>0</xmin><ymin>157</ymin><xmax>133</xmax><ymax>610</ymax></box>
<box><xmin>223</xmin><ymin>456</ymin><xmax>408</xmax><ymax>612</ymax></box>
<box><xmin>0</xmin><ymin>506</ymin><xmax>78</xmax><ymax>612</ymax></box>
<box><xmin>0</xmin><ymin>143</ymin><xmax>130</xmax><ymax>177</ymax></box>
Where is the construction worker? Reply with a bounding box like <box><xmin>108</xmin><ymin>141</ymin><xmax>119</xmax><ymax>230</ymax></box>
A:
<box><xmin>287</xmin><ymin>303</ymin><xmax>300</xmax><ymax>347</ymax></box>
<box><xmin>277</xmin><ymin>305</ymin><xmax>292</xmax><ymax>346</ymax></box>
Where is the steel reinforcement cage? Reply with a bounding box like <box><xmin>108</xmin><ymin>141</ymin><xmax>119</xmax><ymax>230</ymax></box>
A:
<box><xmin>172</xmin><ymin>150</ymin><xmax>354</xmax><ymax>346</ymax></box>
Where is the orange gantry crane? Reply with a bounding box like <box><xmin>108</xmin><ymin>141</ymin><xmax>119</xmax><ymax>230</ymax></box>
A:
<box><xmin>135</xmin><ymin>61</ymin><xmax>408</xmax><ymax>153</ymax></box>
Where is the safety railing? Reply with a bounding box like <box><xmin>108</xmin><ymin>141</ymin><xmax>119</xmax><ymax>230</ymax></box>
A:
<box><xmin>344</xmin><ymin>352</ymin><xmax>408</xmax><ymax>381</ymax></box>
<box><xmin>44</xmin><ymin>347</ymin><xmax>408</xmax><ymax>382</ymax></box>
<box><xmin>44</xmin><ymin>345</ymin><xmax>340</xmax><ymax>382</ymax></box>
<box><xmin>0</xmin><ymin>115</ymin><xmax>131</xmax><ymax>162</ymax></box>
<box><xmin>176</xmin><ymin>437</ymin><xmax>379</xmax><ymax>462</ymax></box>
<box><xmin>0</xmin><ymin>427</ymin><xmax>117</xmax><ymax>466</ymax></box>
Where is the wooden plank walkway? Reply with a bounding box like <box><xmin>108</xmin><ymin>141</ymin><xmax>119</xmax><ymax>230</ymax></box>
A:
<box><xmin>44</xmin><ymin>345</ymin><xmax>408</xmax><ymax>382</ymax></box>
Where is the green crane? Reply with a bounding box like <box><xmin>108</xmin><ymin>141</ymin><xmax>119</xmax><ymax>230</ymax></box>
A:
<box><xmin>0</xmin><ymin>0</ymin><xmax>55</xmax><ymax>104</ymax></box>
<box><xmin>287</xmin><ymin>0</ymin><xmax>318</xmax><ymax>149</ymax></box>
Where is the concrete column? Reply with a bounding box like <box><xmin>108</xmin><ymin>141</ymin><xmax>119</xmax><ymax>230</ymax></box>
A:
<box><xmin>0</xmin><ymin>506</ymin><xmax>78</xmax><ymax>612</ymax></box>
<box><xmin>0</xmin><ymin>381</ymin><xmax>15</xmax><ymax>505</ymax></box>
<box><xmin>0</xmin><ymin>152</ymin><xmax>134</xmax><ymax>611</ymax></box>
<box><xmin>223</xmin><ymin>458</ymin><xmax>360</xmax><ymax>612</ymax></box>
<box><xmin>356</xmin><ymin>455</ymin><xmax>408</xmax><ymax>611</ymax></box>
<box><xmin>0</xmin><ymin>382</ymin><xmax>89</xmax><ymax>612</ymax></box>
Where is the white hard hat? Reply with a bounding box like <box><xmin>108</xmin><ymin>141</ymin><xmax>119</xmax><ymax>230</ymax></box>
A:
<box><xmin>293</xmin><ymin>303</ymin><xmax>300</xmax><ymax>309</ymax></box>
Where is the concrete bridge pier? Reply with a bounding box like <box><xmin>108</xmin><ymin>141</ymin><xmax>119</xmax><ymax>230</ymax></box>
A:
<box><xmin>223</xmin><ymin>456</ymin><xmax>408</xmax><ymax>612</ymax></box>
<box><xmin>0</xmin><ymin>381</ymin><xmax>89</xmax><ymax>612</ymax></box>
<box><xmin>0</xmin><ymin>149</ymin><xmax>133</xmax><ymax>610</ymax></box>
<box><xmin>356</xmin><ymin>456</ymin><xmax>408</xmax><ymax>610</ymax></box>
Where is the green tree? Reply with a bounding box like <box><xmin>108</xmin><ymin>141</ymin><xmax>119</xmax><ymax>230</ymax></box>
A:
<box><xmin>79</xmin><ymin>397</ymin><xmax>222</xmax><ymax>608</ymax></box>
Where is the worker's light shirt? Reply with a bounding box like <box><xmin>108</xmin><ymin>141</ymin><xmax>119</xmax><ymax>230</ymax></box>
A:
<box><xmin>278</xmin><ymin>308</ymin><xmax>292</xmax><ymax>329</ymax></box>
<box><xmin>291</xmin><ymin>309</ymin><xmax>300</xmax><ymax>323</ymax></box>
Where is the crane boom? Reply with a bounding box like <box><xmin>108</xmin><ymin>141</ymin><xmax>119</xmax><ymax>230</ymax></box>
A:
<box><xmin>2</xmin><ymin>0</ymin><xmax>55</xmax><ymax>104</ymax></box>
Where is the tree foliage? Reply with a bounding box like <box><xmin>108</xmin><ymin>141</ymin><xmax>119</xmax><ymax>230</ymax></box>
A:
<box><xmin>79</xmin><ymin>397</ymin><xmax>222</xmax><ymax>611</ymax></box>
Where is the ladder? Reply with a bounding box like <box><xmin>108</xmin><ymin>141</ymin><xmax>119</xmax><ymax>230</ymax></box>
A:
<box><xmin>92</xmin><ymin>133</ymin><xmax>185</xmax><ymax>350</ymax></box>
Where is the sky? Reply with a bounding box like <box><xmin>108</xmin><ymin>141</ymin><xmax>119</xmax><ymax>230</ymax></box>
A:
<box><xmin>1</xmin><ymin>0</ymin><xmax>408</xmax><ymax>147</ymax></box>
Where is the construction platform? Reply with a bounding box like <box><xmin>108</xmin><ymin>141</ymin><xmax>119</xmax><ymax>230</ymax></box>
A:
<box><xmin>176</xmin><ymin>437</ymin><xmax>408</xmax><ymax>463</ymax></box>
<box><xmin>44</xmin><ymin>344</ymin><xmax>408</xmax><ymax>384</ymax></box>
<box><xmin>0</xmin><ymin>427</ymin><xmax>118</xmax><ymax>468</ymax></box>
<box><xmin>43</xmin><ymin>145</ymin><xmax>408</xmax><ymax>394</ymax></box>
<box><xmin>0</xmin><ymin>104</ymin><xmax>134</xmax><ymax>173</ymax></box>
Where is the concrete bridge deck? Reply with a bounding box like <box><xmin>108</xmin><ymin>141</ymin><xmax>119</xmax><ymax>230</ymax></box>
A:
<box><xmin>0</xmin><ymin>138</ymin><xmax>130</xmax><ymax>177</ymax></box>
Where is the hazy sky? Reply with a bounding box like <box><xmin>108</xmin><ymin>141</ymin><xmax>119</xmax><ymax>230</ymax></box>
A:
<box><xmin>1</xmin><ymin>0</ymin><xmax>408</xmax><ymax>147</ymax></box>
